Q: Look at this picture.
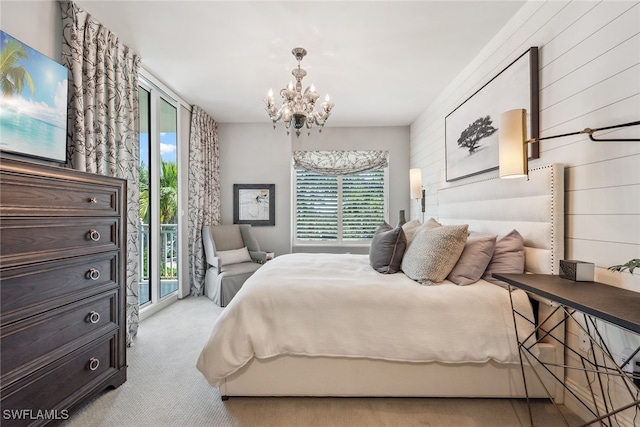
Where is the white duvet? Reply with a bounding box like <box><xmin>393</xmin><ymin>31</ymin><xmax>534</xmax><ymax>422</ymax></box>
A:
<box><xmin>197</xmin><ymin>253</ymin><xmax>538</xmax><ymax>387</ymax></box>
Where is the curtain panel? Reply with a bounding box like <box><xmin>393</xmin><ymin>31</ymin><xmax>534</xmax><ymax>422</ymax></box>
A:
<box><xmin>60</xmin><ymin>1</ymin><xmax>141</xmax><ymax>346</ymax></box>
<box><xmin>188</xmin><ymin>106</ymin><xmax>221</xmax><ymax>296</ymax></box>
<box><xmin>293</xmin><ymin>150</ymin><xmax>389</xmax><ymax>175</ymax></box>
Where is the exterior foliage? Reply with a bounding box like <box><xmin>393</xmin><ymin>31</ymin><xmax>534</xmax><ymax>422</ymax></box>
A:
<box><xmin>138</xmin><ymin>160</ymin><xmax>178</xmax><ymax>224</ymax></box>
<box><xmin>0</xmin><ymin>39</ymin><xmax>35</xmax><ymax>98</ymax></box>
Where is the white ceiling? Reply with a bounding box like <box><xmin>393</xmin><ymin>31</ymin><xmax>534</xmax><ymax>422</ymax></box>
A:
<box><xmin>75</xmin><ymin>0</ymin><xmax>525</xmax><ymax>127</ymax></box>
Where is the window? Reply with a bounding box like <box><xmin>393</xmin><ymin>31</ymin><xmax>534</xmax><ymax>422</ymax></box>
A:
<box><xmin>138</xmin><ymin>81</ymin><xmax>179</xmax><ymax>307</ymax></box>
<box><xmin>295</xmin><ymin>168</ymin><xmax>386</xmax><ymax>243</ymax></box>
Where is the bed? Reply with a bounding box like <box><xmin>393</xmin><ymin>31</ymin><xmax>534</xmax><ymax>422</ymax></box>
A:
<box><xmin>197</xmin><ymin>164</ymin><xmax>565</xmax><ymax>402</ymax></box>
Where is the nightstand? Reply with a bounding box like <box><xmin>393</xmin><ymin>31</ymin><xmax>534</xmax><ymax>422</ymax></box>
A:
<box><xmin>494</xmin><ymin>273</ymin><xmax>640</xmax><ymax>427</ymax></box>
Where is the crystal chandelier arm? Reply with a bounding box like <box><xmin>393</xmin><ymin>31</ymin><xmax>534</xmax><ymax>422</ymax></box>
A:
<box><xmin>265</xmin><ymin>47</ymin><xmax>333</xmax><ymax>137</ymax></box>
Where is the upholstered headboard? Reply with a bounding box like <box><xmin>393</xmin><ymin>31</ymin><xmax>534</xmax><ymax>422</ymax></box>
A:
<box><xmin>438</xmin><ymin>164</ymin><xmax>564</xmax><ymax>275</ymax></box>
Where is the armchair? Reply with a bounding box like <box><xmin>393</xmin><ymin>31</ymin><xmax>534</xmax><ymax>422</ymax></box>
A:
<box><xmin>202</xmin><ymin>224</ymin><xmax>267</xmax><ymax>306</ymax></box>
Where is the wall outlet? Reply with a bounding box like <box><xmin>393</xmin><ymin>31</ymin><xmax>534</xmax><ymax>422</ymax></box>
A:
<box><xmin>620</xmin><ymin>348</ymin><xmax>635</xmax><ymax>373</ymax></box>
<box><xmin>620</xmin><ymin>348</ymin><xmax>640</xmax><ymax>388</ymax></box>
<box><xmin>578</xmin><ymin>330</ymin><xmax>590</xmax><ymax>352</ymax></box>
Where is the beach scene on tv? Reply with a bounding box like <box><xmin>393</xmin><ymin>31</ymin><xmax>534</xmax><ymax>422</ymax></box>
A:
<box><xmin>0</xmin><ymin>30</ymin><xmax>68</xmax><ymax>162</ymax></box>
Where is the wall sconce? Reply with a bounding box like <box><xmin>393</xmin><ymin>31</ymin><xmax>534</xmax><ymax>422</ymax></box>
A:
<box><xmin>499</xmin><ymin>109</ymin><xmax>640</xmax><ymax>179</ymax></box>
<box><xmin>409</xmin><ymin>168</ymin><xmax>425</xmax><ymax>215</ymax></box>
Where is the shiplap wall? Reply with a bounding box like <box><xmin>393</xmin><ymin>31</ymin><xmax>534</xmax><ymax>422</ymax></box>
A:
<box><xmin>409</xmin><ymin>1</ymin><xmax>639</xmax><ymax>424</ymax></box>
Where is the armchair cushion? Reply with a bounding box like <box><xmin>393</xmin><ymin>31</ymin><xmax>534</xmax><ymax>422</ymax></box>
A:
<box><xmin>239</xmin><ymin>224</ymin><xmax>261</xmax><ymax>252</ymax></box>
<box><xmin>210</xmin><ymin>225</ymin><xmax>245</xmax><ymax>251</ymax></box>
<box><xmin>217</xmin><ymin>246</ymin><xmax>252</xmax><ymax>266</ymax></box>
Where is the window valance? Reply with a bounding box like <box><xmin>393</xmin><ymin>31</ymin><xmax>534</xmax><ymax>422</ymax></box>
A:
<box><xmin>293</xmin><ymin>150</ymin><xmax>389</xmax><ymax>176</ymax></box>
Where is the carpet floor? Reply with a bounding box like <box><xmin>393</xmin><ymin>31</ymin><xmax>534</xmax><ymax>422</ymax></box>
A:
<box><xmin>62</xmin><ymin>296</ymin><xmax>583</xmax><ymax>427</ymax></box>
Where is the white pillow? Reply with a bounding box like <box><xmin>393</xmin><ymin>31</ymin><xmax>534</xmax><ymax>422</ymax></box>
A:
<box><xmin>217</xmin><ymin>247</ymin><xmax>252</xmax><ymax>266</ymax></box>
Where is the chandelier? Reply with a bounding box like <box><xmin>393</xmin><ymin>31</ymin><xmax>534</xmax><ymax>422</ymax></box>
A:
<box><xmin>264</xmin><ymin>47</ymin><xmax>334</xmax><ymax>137</ymax></box>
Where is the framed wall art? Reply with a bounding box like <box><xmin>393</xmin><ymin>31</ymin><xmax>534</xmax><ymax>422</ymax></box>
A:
<box><xmin>233</xmin><ymin>184</ymin><xmax>275</xmax><ymax>226</ymax></box>
<box><xmin>0</xmin><ymin>30</ymin><xmax>68</xmax><ymax>163</ymax></box>
<box><xmin>445</xmin><ymin>47</ymin><xmax>539</xmax><ymax>181</ymax></box>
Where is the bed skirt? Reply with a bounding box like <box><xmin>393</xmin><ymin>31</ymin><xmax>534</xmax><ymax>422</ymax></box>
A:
<box><xmin>220</xmin><ymin>342</ymin><xmax>560</xmax><ymax>401</ymax></box>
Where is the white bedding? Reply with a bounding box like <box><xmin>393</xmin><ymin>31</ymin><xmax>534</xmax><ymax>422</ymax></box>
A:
<box><xmin>197</xmin><ymin>253</ymin><xmax>538</xmax><ymax>387</ymax></box>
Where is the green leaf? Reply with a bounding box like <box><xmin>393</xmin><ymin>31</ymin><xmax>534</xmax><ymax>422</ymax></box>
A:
<box><xmin>607</xmin><ymin>259</ymin><xmax>640</xmax><ymax>274</ymax></box>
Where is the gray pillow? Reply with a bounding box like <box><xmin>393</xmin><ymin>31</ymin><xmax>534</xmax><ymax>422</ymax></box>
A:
<box><xmin>483</xmin><ymin>229</ymin><xmax>525</xmax><ymax>289</ymax></box>
<box><xmin>369</xmin><ymin>223</ymin><xmax>407</xmax><ymax>274</ymax></box>
<box><xmin>401</xmin><ymin>224</ymin><xmax>468</xmax><ymax>284</ymax></box>
<box><xmin>447</xmin><ymin>235</ymin><xmax>497</xmax><ymax>285</ymax></box>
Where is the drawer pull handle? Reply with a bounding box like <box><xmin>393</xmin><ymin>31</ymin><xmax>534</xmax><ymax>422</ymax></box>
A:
<box><xmin>88</xmin><ymin>229</ymin><xmax>101</xmax><ymax>241</ymax></box>
<box><xmin>89</xmin><ymin>197</ymin><xmax>98</xmax><ymax>203</ymax></box>
<box><xmin>88</xmin><ymin>268</ymin><xmax>101</xmax><ymax>280</ymax></box>
<box><xmin>87</xmin><ymin>311</ymin><xmax>101</xmax><ymax>324</ymax></box>
<box><xmin>88</xmin><ymin>358</ymin><xmax>100</xmax><ymax>371</ymax></box>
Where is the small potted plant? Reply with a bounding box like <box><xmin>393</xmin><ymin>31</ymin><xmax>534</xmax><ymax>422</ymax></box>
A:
<box><xmin>608</xmin><ymin>259</ymin><xmax>640</xmax><ymax>274</ymax></box>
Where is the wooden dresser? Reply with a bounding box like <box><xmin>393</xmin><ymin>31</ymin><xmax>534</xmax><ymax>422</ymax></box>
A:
<box><xmin>0</xmin><ymin>157</ymin><xmax>127</xmax><ymax>426</ymax></box>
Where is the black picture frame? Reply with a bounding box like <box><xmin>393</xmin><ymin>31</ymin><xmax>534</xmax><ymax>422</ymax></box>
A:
<box><xmin>233</xmin><ymin>184</ymin><xmax>275</xmax><ymax>226</ymax></box>
<box><xmin>445</xmin><ymin>47</ymin><xmax>539</xmax><ymax>181</ymax></box>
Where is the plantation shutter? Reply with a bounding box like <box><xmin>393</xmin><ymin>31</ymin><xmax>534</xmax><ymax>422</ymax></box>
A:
<box><xmin>295</xmin><ymin>171</ymin><xmax>338</xmax><ymax>240</ymax></box>
<box><xmin>294</xmin><ymin>151</ymin><xmax>387</xmax><ymax>242</ymax></box>
<box><xmin>342</xmin><ymin>170</ymin><xmax>385</xmax><ymax>240</ymax></box>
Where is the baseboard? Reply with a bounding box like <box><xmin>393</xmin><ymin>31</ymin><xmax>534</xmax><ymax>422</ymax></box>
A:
<box><xmin>564</xmin><ymin>377</ymin><xmax>639</xmax><ymax>427</ymax></box>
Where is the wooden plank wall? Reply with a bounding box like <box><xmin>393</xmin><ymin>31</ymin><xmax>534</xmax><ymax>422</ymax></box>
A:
<box><xmin>409</xmin><ymin>1</ymin><xmax>639</xmax><ymax>424</ymax></box>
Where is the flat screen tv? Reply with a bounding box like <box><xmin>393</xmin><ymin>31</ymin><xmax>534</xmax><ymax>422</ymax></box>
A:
<box><xmin>0</xmin><ymin>30</ymin><xmax>68</xmax><ymax>163</ymax></box>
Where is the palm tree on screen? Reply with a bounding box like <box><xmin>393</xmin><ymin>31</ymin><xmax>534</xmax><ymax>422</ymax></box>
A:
<box><xmin>0</xmin><ymin>39</ymin><xmax>35</xmax><ymax>98</ymax></box>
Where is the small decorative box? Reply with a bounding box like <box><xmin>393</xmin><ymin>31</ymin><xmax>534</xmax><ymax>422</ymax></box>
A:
<box><xmin>559</xmin><ymin>260</ymin><xmax>595</xmax><ymax>282</ymax></box>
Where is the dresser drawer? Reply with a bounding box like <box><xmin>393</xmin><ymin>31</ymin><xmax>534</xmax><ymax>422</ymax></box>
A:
<box><xmin>0</xmin><ymin>165</ymin><xmax>122</xmax><ymax>217</ymax></box>
<box><xmin>1</xmin><ymin>333</ymin><xmax>119</xmax><ymax>427</ymax></box>
<box><xmin>1</xmin><ymin>290</ymin><xmax>119</xmax><ymax>386</ymax></box>
<box><xmin>0</xmin><ymin>218</ymin><xmax>119</xmax><ymax>267</ymax></box>
<box><xmin>1</xmin><ymin>253</ymin><xmax>119</xmax><ymax>324</ymax></box>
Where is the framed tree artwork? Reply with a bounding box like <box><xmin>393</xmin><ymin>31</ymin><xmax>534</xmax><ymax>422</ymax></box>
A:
<box><xmin>233</xmin><ymin>184</ymin><xmax>275</xmax><ymax>226</ymax></box>
<box><xmin>445</xmin><ymin>47</ymin><xmax>539</xmax><ymax>181</ymax></box>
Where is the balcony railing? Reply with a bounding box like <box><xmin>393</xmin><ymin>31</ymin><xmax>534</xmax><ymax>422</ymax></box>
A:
<box><xmin>139</xmin><ymin>223</ymin><xmax>178</xmax><ymax>304</ymax></box>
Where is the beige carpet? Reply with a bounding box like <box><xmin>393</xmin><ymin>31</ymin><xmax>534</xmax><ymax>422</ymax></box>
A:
<box><xmin>62</xmin><ymin>296</ymin><xmax>583</xmax><ymax>427</ymax></box>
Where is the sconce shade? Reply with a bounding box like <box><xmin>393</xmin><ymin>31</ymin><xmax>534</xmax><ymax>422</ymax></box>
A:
<box><xmin>499</xmin><ymin>109</ymin><xmax>529</xmax><ymax>179</ymax></box>
<box><xmin>410</xmin><ymin>168</ymin><xmax>422</xmax><ymax>199</ymax></box>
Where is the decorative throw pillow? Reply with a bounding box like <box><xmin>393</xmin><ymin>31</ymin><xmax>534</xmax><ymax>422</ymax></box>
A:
<box><xmin>217</xmin><ymin>246</ymin><xmax>252</xmax><ymax>266</ymax></box>
<box><xmin>405</xmin><ymin>217</ymin><xmax>442</xmax><ymax>247</ymax></box>
<box><xmin>369</xmin><ymin>223</ymin><xmax>407</xmax><ymax>274</ymax></box>
<box><xmin>401</xmin><ymin>224</ymin><xmax>468</xmax><ymax>284</ymax></box>
<box><xmin>483</xmin><ymin>229</ymin><xmax>525</xmax><ymax>289</ymax></box>
<box><xmin>423</xmin><ymin>217</ymin><xmax>442</xmax><ymax>230</ymax></box>
<box><xmin>447</xmin><ymin>234</ymin><xmax>497</xmax><ymax>285</ymax></box>
<box><xmin>401</xmin><ymin>220</ymin><xmax>422</xmax><ymax>244</ymax></box>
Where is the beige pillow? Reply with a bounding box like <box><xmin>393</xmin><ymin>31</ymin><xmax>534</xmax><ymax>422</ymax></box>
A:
<box><xmin>447</xmin><ymin>235</ymin><xmax>497</xmax><ymax>285</ymax></box>
<box><xmin>401</xmin><ymin>224</ymin><xmax>468</xmax><ymax>284</ymax></box>
<box><xmin>401</xmin><ymin>220</ymin><xmax>422</xmax><ymax>244</ymax></box>
<box><xmin>405</xmin><ymin>217</ymin><xmax>442</xmax><ymax>247</ymax></box>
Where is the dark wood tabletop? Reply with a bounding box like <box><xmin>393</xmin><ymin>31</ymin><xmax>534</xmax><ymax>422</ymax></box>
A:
<box><xmin>494</xmin><ymin>273</ymin><xmax>640</xmax><ymax>334</ymax></box>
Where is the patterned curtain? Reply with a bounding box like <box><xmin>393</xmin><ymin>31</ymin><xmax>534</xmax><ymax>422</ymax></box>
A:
<box><xmin>293</xmin><ymin>150</ymin><xmax>389</xmax><ymax>175</ymax></box>
<box><xmin>60</xmin><ymin>1</ymin><xmax>141</xmax><ymax>346</ymax></box>
<box><xmin>188</xmin><ymin>106</ymin><xmax>220</xmax><ymax>296</ymax></box>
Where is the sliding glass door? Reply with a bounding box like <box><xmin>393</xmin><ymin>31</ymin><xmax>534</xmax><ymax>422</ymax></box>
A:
<box><xmin>138</xmin><ymin>83</ymin><xmax>179</xmax><ymax>307</ymax></box>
